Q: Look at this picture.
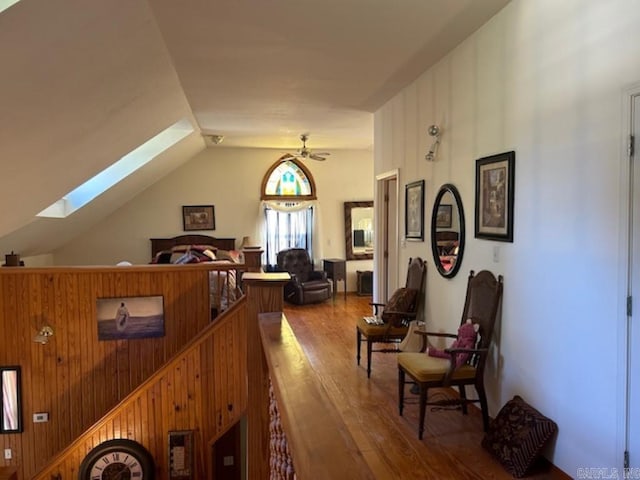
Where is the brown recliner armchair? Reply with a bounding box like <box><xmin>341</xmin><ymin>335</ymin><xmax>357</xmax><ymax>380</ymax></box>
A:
<box><xmin>277</xmin><ymin>248</ymin><xmax>332</xmax><ymax>304</ymax></box>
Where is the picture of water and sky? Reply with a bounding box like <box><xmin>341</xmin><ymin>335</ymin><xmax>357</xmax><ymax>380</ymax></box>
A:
<box><xmin>96</xmin><ymin>295</ymin><xmax>164</xmax><ymax>341</ymax></box>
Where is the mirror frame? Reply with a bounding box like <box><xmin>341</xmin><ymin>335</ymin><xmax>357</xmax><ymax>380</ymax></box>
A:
<box><xmin>430</xmin><ymin>184</ymin><xmax>465</xmax><ymax>278</ymax></box>
<box><xmin>1</xmin><ymin>365</ymin><xmax>22</xmax><ymax>433</ymax></box>
<box><xmin>344</xmin><ymin>201</ymin><xmax>374</xmax><ymax>260</ymax></box>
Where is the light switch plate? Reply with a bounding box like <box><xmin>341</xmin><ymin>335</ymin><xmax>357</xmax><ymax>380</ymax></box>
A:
<box><xmin>4</xmin><ymin>448</ymin><xmax>11</xmax><ymax>459</ymax></box>
<box><xmin>33</xmin><ymin>412</ymin><xmax>49</xmax><ymax>422</ymax></box>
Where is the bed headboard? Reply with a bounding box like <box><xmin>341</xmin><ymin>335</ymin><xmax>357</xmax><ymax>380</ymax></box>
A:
<box><xmin>150</xmin><ymin>235</ymin><xmax>236</xmax><ymax>258</ymax></box>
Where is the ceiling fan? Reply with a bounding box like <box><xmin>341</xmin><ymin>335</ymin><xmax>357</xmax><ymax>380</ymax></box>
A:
<box><xmin>282</xmin><ymin>134</ymin><xmax>330</xmax><ymax>161</ymax></box>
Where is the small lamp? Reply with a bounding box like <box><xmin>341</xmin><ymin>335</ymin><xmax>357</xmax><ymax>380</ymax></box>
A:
<box><xmin>240</xmin><ymin>236</ymin><xmax>256</xmax><ymax>249</ymax></box>
<box><xmin>33</xmin><ymin>325</ymin><xmax>54</xmax><ymax>344</ymax></box>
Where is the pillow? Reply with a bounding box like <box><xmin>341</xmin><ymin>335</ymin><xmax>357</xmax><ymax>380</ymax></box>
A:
<box><xmin>428</xmin><ymin>319</ymin><xmax>479</xmax><ymax>367</ymax></box>
<box><xmin>381</xmin><ymin>288</ymin><xmax>418</xmax><ymax>327</ymax></box>
<box><xmin>482</xmin><ymin>395</ymin><xmax>558</xmax><ymax>478</ymax></box>
<box><xmin>216</xmin><ymin>249</ymin><xmax>243</xmax><ymax>264</ymax></box>
<box><xmin>174</xmin><ymin>251</ymin><xmax>199</xmax><ymax>264</ymax></box>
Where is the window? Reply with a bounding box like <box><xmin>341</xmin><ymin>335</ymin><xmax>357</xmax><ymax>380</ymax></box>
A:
<box><xmin>262</xmin><ymin>157</ymin><xmax>317</xmax><ymax>269</ymax></box>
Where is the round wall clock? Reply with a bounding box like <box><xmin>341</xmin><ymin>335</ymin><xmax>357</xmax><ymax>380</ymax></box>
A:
<box><xmin>78</xmin><ymin>438</ymin><xmax>155</xmax><ymax>480</ymax></box>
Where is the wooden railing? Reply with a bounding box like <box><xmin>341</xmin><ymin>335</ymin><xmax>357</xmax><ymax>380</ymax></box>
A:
<box><xmin>244</xmin><ymin>273</ymin><xmax>375</xmax><ymax>479</ymax></box>
<box><xmin>33</xmin><ymin>298</ymin><xmax>248</xmax><ymax>479</ymax></box>
<box><xmin>27</xmin><ymin>267</ymin><xmax>373</xmax><ymax>479</ymax></box>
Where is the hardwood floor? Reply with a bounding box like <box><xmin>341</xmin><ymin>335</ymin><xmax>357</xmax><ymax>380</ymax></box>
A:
<box><xmin>283</xmin><ymin>294</ymin><xmax>569</xmax><ymax>480</ymax></box>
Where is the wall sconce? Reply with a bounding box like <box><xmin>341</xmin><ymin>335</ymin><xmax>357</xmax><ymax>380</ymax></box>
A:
<box><xmin>425</xmin><ymin>125</ymin><xmax>441</xmax><ymax>162</ymax></box>
<box><xmin>33</xmin><ymin>325</ymin><xmax>54</xmax><ymax>344</ymax></box>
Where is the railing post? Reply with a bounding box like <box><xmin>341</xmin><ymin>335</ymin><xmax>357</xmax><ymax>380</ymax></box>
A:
<box><xmin>242</xmin><ymin>248</ymin><xmax>264</xmax><ymax>273</ymax></box>
<box><xmin>242</xmin><ymin>272</ymin><xmax>290</xmax><ymax>480</ymax></box>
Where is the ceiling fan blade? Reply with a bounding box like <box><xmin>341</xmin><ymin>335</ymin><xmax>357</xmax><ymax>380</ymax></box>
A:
<box><xmin>309</xmin><ymin>153</ymin><xmax>327</xmax><ymax>161</ymax></box>
<box><xmin>281</xmin><ymin>153</ymin><xmax>298</xmax><ymax>161</ymax></box>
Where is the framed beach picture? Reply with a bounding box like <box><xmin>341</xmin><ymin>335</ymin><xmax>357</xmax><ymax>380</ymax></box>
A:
<box><xmin>405</xmin><ymin>180</ymin><xmax>425</xmax><ymax>241</ymax></box>
<box><xmin>475</xmin><ymin>151</ymin><xmax>515</xmax><ymax>242</ymax></box>
<box><xmin>96</xmin><ymin>295</ymin><xmax>165</xmax><ymax>341</ymax></box>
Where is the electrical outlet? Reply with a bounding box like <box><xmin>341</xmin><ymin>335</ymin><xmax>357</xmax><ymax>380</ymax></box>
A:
<box><xmin>4</xmin><ymin>448</ymin><xmax>11</xmax><ymax>460</ymax></box>
<box><xmin>33</xmin><ymin>412</ymin><xmax>49</xmax><ymax>423</ymax></box>
<box><xmin>493</xmin><ymin>245</ymin><xmax>500</xmax><ymax>263</ymax></box>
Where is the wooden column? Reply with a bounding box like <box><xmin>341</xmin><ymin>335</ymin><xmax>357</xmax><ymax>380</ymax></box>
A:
<box><xmin>242</xmin><ymin>272</ymin><xmax>290</xmax><ymax>480</ymax></box>
<box><xmin>242</xmin><ymin>248</ymin><xmax>264</xmax><ymax>273</ymax></box>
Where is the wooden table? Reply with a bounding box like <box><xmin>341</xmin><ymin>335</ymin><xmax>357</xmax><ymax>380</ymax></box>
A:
<box><xmin>323</xmin><ymin>258</ymin><xmax>347</xmax><ymax>299</ymax></box>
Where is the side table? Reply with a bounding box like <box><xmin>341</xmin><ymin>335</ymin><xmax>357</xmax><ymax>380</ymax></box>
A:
<box><xmin>323</xmin><ymin>258</ymin><xmax>347</xmax><ymax>299</ymax></box>
<box><xmin>356</xmin><ymin>270</ymin><xmax>373</xmax><ymax>296</ymax></box>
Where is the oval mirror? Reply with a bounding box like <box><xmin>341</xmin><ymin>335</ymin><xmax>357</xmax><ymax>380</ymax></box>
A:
<box><xmin>430</xmin><ymin>184</ymin><xmax>465</xmax><ymax>278</ymax></box>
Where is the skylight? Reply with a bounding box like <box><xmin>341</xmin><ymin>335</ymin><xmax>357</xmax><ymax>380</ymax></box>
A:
<box><xmin>0</xmin><ymin>0</ymin><xmax>21</xmax><ymax>14</ymax></box>
<box><xmin>38</xmin><ymin>118</ymin><xmax>194</xmax><ymax>218</ymax></box>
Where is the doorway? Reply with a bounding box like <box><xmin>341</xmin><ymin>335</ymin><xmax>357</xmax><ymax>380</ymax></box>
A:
<box><xmin>211</xmin><ymin>419</ymin><xmax>243</xmax><ymax>479</ymax></box>
<box><xmin>375</xmin><ymin>170</ymin><xmax>399</xmax><ymax>302</ymax></box>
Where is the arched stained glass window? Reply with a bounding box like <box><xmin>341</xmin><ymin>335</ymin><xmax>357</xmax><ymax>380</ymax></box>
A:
<box><xmin>261</xmin><ymin>157</ymin><xmax>316</xmax><ymax>201</ymax></box>
<box><xmin>261</xmin><ymin>156</ymin><xmax>317</xmax><ymax>268</ymax></box>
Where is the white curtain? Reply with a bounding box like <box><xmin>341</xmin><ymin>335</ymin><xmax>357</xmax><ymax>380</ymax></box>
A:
<box><xmin>260</xmin><ymin>200</ymin><xmax>323</xmax><ymax>269</ymax></box>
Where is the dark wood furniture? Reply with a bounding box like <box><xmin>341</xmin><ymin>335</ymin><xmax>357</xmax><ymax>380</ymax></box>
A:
<box><xmin>323</xmin><ymin>258</ymin><xmax>346</xmax><ymax>299</ymax></box>
<box><xmin>398</xmin><ymin>270</ymin><xmax>503</xmax><ymax>439</ymax></box>
<box><xmin>150</xmin><ymin>235</ymin><xmax>236</xmax><ymax>258</ymax></box>
<box><xmin>356</xmin><ymin>270</ymin><xmax>373</xmax><ymax>296</ymax></box>
<box><xmin>356</xmin><ymin>257</ymin><xmax>427</xmax><ymax>378</ymax></box>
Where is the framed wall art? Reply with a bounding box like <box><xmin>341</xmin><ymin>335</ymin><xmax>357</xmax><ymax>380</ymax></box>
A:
<box><xmin>475</xmin><ymin>151</ymin><xmax>515</xmax><ymax>242</ymax></box>
<box><xmin>96</xmin><ymin>295</ymin><xmax>165</xmax><ymax>341</ymax></box>
<box><xmin>182</xmin><ymin>205</ymin><xmax>215</xmax><ymax>231</ymax></box>
<box><xmin>436</xmin><ymin>203</ymin><xmax>452</xmax><ymax>228</ymax></box>
<box><xmin>405</xmin><ymin>180</ymin><xmax>425</xmax><ymax>241</ymax></box>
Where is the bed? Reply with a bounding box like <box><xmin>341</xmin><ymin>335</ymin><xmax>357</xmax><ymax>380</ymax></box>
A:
<box><xmin>150</xmin><ymin>235</ymin><xmax>236</xmax><ymax>258</ymax></box>
<box><xmin>149</xmin><ymin>235</ymin><xmax>241</xmax><ymax>318</ymax></box>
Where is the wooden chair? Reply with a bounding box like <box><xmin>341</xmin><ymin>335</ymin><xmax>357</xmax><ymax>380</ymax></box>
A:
<box><xmin>397</xmin><ymin>270</ymin><xmax>503</xmax><ymax>439</ymax></box>
<box><xmin>356</xmin><ymin>257</ymin><xmax>427</xmax><ymax>378</ymax></box>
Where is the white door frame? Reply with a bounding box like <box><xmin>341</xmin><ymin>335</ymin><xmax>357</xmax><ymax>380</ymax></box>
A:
<box><xmin>375</xmin><ymin>169</ymin><xmax>399</xmax><ymax>303</ymax></box>
<box><xmin>619</xmin><ymin>82</ymin><xmax>640</xmax><ymax>471</ymax></box>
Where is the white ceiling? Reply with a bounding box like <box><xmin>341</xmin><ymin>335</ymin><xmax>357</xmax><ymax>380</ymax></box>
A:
<box><xmin>148</xmin><ymin>0</ymin><xmax>511</xmax><ymax>150</ymax></box>
<box><xmin>0</xmin><ymin>0</ymin><xmax>509</xmax><ymax>255</ymax></box>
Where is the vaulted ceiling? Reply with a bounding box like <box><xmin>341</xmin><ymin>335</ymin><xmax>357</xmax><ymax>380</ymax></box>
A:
<box><xmin>0</xmin><ymin>0</ymin><xmax>509</xmax><ymax>256</ymax></box>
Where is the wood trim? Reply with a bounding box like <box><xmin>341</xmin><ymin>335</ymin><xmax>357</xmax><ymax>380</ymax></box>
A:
<box><xmin>0</xmin><ymin>265</ymin><xmax>237</xmax><ymax>479</ymax></box>
<box><xmin>32</xmin><ymin>299</ymin><xmax>248</xmax><ymax>479</ymax></box>
<box><xmin>243</xmin><ymin>273</ymin><xmax>290</xmax><ymax>480</ymax></box>
<box><xmin>259</xmin><ymin>312</ymin><xmax>375</xmax><ymax>479</ymax></box>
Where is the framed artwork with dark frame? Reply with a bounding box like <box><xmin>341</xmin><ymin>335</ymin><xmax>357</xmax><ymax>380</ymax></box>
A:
<box><xmin>182</xmin><ymin>205</ymin><xmax>215</xmax><ymax>231</ymax></box>
<box><xmin>405</xmin><ymin>180</ymin><xmax>425</xmax><ymax>241</ymax></box>
<box><xmin>1</xmin><ymin>366</ymin><xmax>22</xmax><ymax>433</ymax></box>
<box><xmin>475</xmin><ymin>151</ymin><xmax>515</xmax><ymax>242</ymax></box>
<box><xmin>436</xmin><ymin>204</ymin><xmax>452</xmax><ymax>228</ymax></box>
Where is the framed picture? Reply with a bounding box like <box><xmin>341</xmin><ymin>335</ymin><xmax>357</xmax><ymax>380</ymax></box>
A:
<box><xmin>475</xmin><ymin>151</ymin><xmax>515</xmax><ymax>242</ymax></box>
<box><xmin>436</xmin><ymin>204</ymin><xmax>452</xmax><ymax>228</ymax></box>
<box><xmin>182</xmin><ymin>205</ymin><xmax>215</xmax><ymax>231</ymax></box>
<box><xmin>405</xmin><ymin>180</ymin><xmax>425</xmax><ymax>241</ymax></box>
<box><xmin>96</xmin><ymin>295</ymin><xmax>165</xmax><ymax>341</ymax></box>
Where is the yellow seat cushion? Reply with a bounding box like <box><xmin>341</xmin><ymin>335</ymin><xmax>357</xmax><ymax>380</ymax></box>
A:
<box><xmin>356</xmin><ymin>317</ymin><xmax>408</xmax><ymax>338</ymax></box>
<box><xmin>398</xmin><ymin>352</ymin><xmax>476</xmax><ymax>382</ymax></box>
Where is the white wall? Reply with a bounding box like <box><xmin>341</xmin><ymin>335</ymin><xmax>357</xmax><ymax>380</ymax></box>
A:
<box><xmin>375</xmin><ymin>0</ymin><xmax>638</xmax><ymax>475</ymax></box>
<box><xmin>54</xmin><ymin>146</ymin><xmax>373</xmax><ymax>290</ymax></box>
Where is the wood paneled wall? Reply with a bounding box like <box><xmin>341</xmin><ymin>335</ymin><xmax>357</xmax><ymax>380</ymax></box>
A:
<box><xmin>32</xmin><ymin>298</ymin><xmax>247</xmax><ymax>479</ymax></box>
<box><xmin>0</xmin><ymin>265</ymin><xmax>226</xmax><ymax>479</ymax></box>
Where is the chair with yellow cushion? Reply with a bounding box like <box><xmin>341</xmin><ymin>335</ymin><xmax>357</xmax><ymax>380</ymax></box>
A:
<box><xmin>356</xmin><ymin>257</ymin><xmax>426</xmax><ymax>378</ymax></box>
<box><xmin>397</xmin><ymin>270</ymin><xmax>503</xmax><ymax>439</ymax></box>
